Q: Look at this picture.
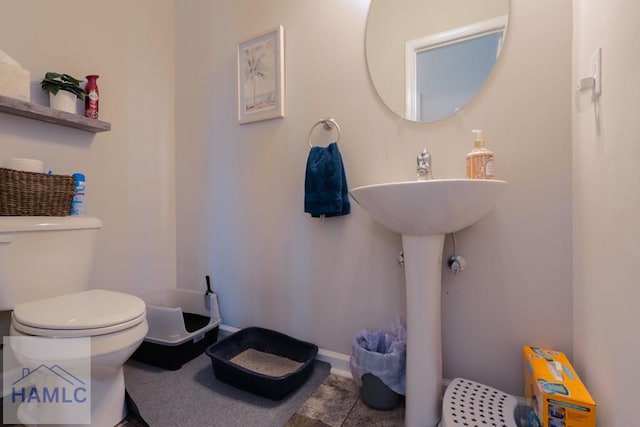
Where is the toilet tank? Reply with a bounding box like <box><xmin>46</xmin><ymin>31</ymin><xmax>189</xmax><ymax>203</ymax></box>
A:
<box><xmin>0</xmin><ymin>216</ymin><xmax>102</xmax><ymax>310</ymax></box>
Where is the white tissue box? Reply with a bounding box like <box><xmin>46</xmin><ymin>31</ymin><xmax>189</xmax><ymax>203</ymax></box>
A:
<box><xmin>0</xmin><ymin>63</ymin><xmax>30</xmax><ymax>101</ymax></box>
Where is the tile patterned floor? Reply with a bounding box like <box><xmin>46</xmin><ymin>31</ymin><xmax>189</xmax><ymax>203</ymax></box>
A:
<box><xmin>286</xmin><ymin>374</ymin><xmax>404</xmax><ymax>427</ymax></box>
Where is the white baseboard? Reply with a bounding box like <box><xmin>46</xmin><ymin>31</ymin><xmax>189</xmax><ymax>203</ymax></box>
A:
<box><xmin>316</xmin><ymin>348</ymin><xmax>351</xmax><ymax>377</ymax></box>
<box><xmin>218</xmin><ymin>324</ymin><xmax>240</xmax><ymax>337</ymax></box>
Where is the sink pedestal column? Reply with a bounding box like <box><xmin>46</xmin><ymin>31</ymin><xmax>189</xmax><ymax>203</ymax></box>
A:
<box><xmin>402</xmin><ymin>233</ymin><xmax>445</xmax><ymax>427</ymax></box>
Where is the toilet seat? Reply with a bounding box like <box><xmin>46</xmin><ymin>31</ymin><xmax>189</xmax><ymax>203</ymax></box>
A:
<box><xmin>12</xmin><ymin>289</ymin><xmax>146</xmax><ymax>338</ymax></box>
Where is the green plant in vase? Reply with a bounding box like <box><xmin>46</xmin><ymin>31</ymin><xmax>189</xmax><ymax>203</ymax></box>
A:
<box><xmin>40</xmin><ymin>72</ymin><xmax>86</xmax><ymax>98</ymax></box>
<box><xmin>40</xmin><ymin>72</ymin><xmax>86</xmax><ymax>113</ymax></box>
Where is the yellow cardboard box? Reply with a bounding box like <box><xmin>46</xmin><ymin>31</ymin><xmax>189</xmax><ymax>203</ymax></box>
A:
<box><xmin>523</xmin><ymin>346</ymin><xmax>596</xmax><ymax>427</ymax></box>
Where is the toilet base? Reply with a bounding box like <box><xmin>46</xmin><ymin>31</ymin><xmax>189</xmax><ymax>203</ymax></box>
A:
<box><xmin>7</xmin><ymin>291</ymin><xmax>147</xmax><ymax>427</ymax></box>
<box><xmin>89</xmin><ymin>367</ymin><xmax>128</xmax><ymax>427</ymax></box>
<box><xmin>16</xmin><ymin>367</ymin><xmax>127</xmax><ymax>427</ymax></box>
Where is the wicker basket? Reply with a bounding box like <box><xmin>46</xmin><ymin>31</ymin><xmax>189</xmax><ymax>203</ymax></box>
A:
<box><xmin>0</xmin><ymin>168</ymin><xmax>75</xmax><ymax>216</ymax></box>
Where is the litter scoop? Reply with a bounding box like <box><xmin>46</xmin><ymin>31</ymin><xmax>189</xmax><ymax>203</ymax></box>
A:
<box><xmin>205</xmin><ymin>275</ymin><xmax>213</xmax><ymax>295</ymax></box>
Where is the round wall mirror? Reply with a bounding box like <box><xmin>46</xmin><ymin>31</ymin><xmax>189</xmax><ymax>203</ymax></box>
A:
<box><xmin>366</xmin><ymin>0</ymin><xmax>510</xmax><ymax>123</ymax></box>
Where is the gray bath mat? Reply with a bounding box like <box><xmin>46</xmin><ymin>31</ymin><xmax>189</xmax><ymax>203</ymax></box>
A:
<box><xmin>124</xmin><ymin>353</ymin><xmax>330</xmax><ymax>427</ymax></box>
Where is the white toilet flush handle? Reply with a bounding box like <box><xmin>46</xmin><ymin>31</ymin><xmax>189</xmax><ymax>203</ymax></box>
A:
<box><xmin>0</xmin><ymin>235</ymin><xmax>13</xmax><ymax>244</ymax></box>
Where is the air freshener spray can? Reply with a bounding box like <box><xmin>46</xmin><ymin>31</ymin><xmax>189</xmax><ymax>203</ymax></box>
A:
<box><xmin>70</xmin><ymin>173</ymin><xmax>86</xmax><ymax>216</ymax></box>
<box><xmin>84</xmin><ymin>75</ymin><xmax>99</xmax><ymax>119</ymax></box>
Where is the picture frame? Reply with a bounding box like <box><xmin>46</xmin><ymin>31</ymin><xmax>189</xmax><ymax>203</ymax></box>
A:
<box><xmin>237</xmin><ymin>25</ymin><xmax>285</xmax><ymax>124</ymax></box>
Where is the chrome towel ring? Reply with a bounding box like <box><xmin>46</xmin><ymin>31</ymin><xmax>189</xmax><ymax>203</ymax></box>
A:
<box><xmin>308</xmin><ymin>118</ymin><xmax>341</xmax><ymax>148</ymax></box>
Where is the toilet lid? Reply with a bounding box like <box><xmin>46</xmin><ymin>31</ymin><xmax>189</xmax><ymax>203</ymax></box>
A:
<box><xmin>13</xmin><ymin>289</ymin><xmax>146</xmax><ymax>330</ymax></box>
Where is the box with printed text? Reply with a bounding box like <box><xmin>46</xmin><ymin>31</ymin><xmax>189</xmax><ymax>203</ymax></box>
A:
<box><xmin>523</xmin><ymin>346</ymin><xmax>596</xmax><ymax>427</ymax></box>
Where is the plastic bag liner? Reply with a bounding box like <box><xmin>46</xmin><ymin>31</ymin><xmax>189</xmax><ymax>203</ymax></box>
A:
<box><xmin>349</xmin><ymin>318</ymin><xmax>406</xmax><ymax>395</ymax></box>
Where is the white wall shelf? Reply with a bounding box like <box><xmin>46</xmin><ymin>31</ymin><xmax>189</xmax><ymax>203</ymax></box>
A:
<box><xmin>0</xmin><ymin>94</ymin><xmax>111</xmax><ymax>133</ymax></box>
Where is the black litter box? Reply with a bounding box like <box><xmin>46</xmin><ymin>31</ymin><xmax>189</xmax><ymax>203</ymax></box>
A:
<box><xmin>131</xmin><ymin>289</ymin><xmax>222</xmax><ymax>370</ymax></box>
<box><xmin>205</xmin><ymin>327</ymin><xmax>318</xmax><ymax>400</ymax></box>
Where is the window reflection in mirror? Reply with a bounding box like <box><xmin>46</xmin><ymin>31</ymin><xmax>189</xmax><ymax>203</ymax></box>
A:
<box><xmin>366</xmin><ymin>0</ymin><xmax>510</xmax><ymax>123</ymax></box>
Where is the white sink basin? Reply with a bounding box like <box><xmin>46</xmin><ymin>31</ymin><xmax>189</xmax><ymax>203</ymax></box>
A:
<box><xmin>349</xmin><ymin>178</ymin><xmax>507</xmax><ymax>427</ymax></box>
<box><xmin>349</xmin><ymin>179</ymin><xmax>508</xmax><ymax>235</ymax></box>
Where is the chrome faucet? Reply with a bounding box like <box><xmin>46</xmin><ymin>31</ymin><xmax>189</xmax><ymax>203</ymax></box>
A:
<box><xmin>416</xmin><ymin>148</ymin><xmax>432</xmax><ymax>180</ymax></box>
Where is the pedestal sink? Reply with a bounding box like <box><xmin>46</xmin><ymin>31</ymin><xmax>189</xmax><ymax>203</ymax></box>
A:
<box><xmin>349</xmin><ymin>179</ymin><xmax>507</xmax><ymax>427</ymax></box>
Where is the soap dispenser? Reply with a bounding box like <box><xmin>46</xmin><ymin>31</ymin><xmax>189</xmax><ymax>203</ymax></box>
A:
<box><xmin>466</xmin><ymin>129</ymin><xmax>494</xmax><ymax>179</ymax></box>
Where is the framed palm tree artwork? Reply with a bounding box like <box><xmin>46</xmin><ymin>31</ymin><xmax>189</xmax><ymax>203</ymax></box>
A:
<box><xmin>237</xmin><ymin>25</ymin><xmax>285</xmax><ymax>124</ymax></box>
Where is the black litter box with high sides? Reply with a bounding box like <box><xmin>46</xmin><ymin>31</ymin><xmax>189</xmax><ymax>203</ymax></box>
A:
<box><xmin>206</xmin><ymin>327</ymin><xmax>318</xmax><ymax>400</ymax></box>
<box><xmin>131</xmin><ymin>288</ymin><xmax>222</xmax><ymax>371</ymax></box>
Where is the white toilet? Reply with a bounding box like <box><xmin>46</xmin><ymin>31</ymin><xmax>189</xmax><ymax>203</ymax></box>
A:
<box><xmin>0</xmin><ymin>216</ymin><xmax>148</xmax><ymax>427</ymax></box>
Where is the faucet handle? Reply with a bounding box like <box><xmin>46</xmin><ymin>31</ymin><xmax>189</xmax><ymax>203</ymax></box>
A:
<box><xmin>417</xmin><ymin>148</ymin><xmax>430</xmax><ymax>166</ymax></box>
<box><xmin>416</xmin><ymin>148</ymin><xmax>432</xmax><ymax>180</ymax></box>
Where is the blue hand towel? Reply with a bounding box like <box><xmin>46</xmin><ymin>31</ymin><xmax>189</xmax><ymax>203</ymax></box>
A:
<box><xmin>304</xmin><ymin>142</ymin><xmax>350</xmax><ymax>218</ymax></box>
